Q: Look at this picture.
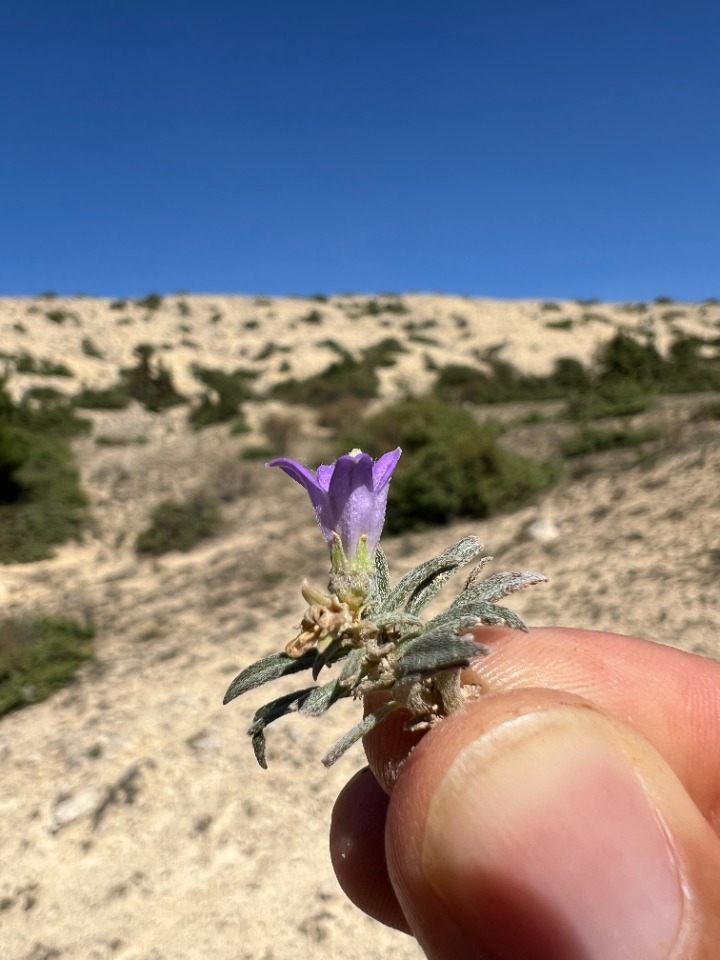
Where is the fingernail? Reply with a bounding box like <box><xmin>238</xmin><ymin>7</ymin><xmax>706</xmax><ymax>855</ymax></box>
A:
<box><xmin>422</xmin><ymin>707</ymin><xmax>683</xmax><ymax>960</ymax></box>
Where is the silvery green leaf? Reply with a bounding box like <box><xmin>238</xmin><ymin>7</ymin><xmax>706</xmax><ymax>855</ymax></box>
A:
<box><xmin>321</xmin><ymin>702</ymin><xmax>398</xmax><ymax>767</ymax></box>
<box><xmin>224</xmin><ymin>650</ymin><xmax>316</xmax><ymax>705</ymax></box>
<box><xmin>248</xmin><ymin>687</ymin><xmax>316</xmax><ymax>769</ymax></box>
<box><xmin>422</xmin><ymin>605</ymin><xmax>493</xmax><ymax>636</ymax></box>
<box><xmin>373</xmin><ymin>547</ymin><xmax>390</xmax><ymax>603</ymax></box>
<box><xmin>452</xmin><ymin>571</ymin><xmax>547</xmax><ymax>608</ymax></box>
<box><xmin>452</xmin><ymin>600</ymin><xmax>529</xmax><ymax>632</ymax></box>
<box><xmin>370</xmin><ymin>611</ymin><xmax>425</xmax><ymax>631</ymax></box>
<box><xmin>299</xmin><ymin>679</ymin><xmax>347</xmax><ymax>717</ymax></box>
<box><xmin>395</xmin><ymin>633</ymin><xmax>486</xmax><ymax>678</ymax></box>
<box><xmin>379</xmin><ymin>537</ymin><xmax>482</xmax><ymax>616</ymax></box>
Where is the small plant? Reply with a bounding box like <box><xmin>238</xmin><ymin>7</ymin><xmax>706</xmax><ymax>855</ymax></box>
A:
<box><xmin>45</xmin><ymin>309</ymin><xmax>79</xmax><ymax>326</ymax></box>
<box><xmin>224</xmin><ymin>449</ymin><xmax>546</xmax><ymax>767</ymax></box>
<box><xmin>109</xmin><ymin>299</ymin><xmax>127</xmax><ymax>310</ymax></box>
<box><xmin>540</xmin><ymin>301</ymin><xmax>562</xmax><ymax>312</ymax></box>
<box><xmin>176</xmin><ymin>300</ymin><xmax>192</xmax><ymax>317</ymax></box>
<box><xmin>136</xmin><ymin>495</ymin><xmax>220</xmax><ymax>555</ymax></box>
<box><xmin>81</xmin><ymin>337</ymin><xmax>104</xmax><ymax>359</ymax></box>
<box><xmin>261</xmin><ymin>412</ymin><xmax>300</xmax><ymax>456</ymax></box>
<box><xmin>0</xmin><ymin>616</ymin><xmax>95</xmax><ymax>717</ymax></box>
<box><xmin>300</xmin><ymin>309</ymin><xmax>324</xmax><ymax>325</ymax></box>
<box><xmin>121</xmin><ymin>345</ymin><xmax>186</xmax><ymax>412</ymax></box>
<box><xmin>653</xmin><ymin>296</ymin><xmax>674</xmax><ymax>305</ymax></box>
<box><xmin>189</xmin><ymin>365</ymin><xmax>256</xmax><ymax>430</ymax></box>
<box><xmin>135</xmin><ymin>293</ymin><xmax>163</xmax><ymax>311</ymax></box>
<box><xmin>545</xmin><ymin>318</ymin><xmax>574</xmax><ymax>331</ymax></box>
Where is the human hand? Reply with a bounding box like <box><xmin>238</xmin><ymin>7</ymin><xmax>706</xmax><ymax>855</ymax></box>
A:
<box><xmin>330</xmin><ymin>627</ymin><xmax>720</xmax><ymax>959</ymax></box>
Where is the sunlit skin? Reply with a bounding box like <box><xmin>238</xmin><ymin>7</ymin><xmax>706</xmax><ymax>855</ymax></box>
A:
<box><xmin>330</xmin><ymin>627</ymin><xmax>720</xmax><ymax>960</ymax></box>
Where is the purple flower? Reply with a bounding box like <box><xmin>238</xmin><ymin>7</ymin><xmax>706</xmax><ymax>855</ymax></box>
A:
<box><xmin>267</xmin><ymin>448</ymin><xmax>401</xmax><ymax>558</ymax></box>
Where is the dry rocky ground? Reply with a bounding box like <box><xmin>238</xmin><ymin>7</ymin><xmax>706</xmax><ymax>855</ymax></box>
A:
<box><xmin>0</xmin><ymin>294</ymin><xmax>719</xmax><ymax>959</ymax></box>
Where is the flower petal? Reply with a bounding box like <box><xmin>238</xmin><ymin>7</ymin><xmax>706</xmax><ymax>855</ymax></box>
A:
<box><xmin>372</xmin><ymin>447</ymin><xmax>402</xmax><ymax>490</ymax></box>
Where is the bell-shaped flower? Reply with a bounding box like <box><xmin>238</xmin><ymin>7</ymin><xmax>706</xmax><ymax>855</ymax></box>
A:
<box><xmin>267</xmin><ymin>448</ymin><xmax>401</xmax><ymax>562</ymax></box>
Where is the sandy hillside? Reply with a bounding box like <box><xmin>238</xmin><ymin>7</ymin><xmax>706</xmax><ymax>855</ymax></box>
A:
<box><xmin>0</xmin><ymin>294</ymin><xmax>719</xmax><ymax>960</ymax></box>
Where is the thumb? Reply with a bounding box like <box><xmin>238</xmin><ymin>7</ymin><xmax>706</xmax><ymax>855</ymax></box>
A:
<box><xmin>386</xmin><ymin>689</ymin><xmax>720</xmax><ymax>960</ymax></box>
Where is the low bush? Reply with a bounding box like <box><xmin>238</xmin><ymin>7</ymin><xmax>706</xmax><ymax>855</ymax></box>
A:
<box><xmin>269</xmin><ymin>339</ymin><xmax>405</xmax><ymax>407</ymax></box>
<box><xmin>0</xmin><ymin>380</ymin><xmax>89</xmax><ymax>562</ymax></box>
<box><xmin>81</xmin><ymin>337</ymin><xmax>104</xmax><ymax>359</ymax></box>
<box><xmin>135</xmin><ymin>293</ymin><xmax>163</xmax><ymax>311</ymax></box>
<box><xmin>189</xmin><ymin>365</ymin><xmax>256</xmax><ymax>430</ymax></box>
<box><xmin>0</xmin><ymin>616</ymin><xmax>95</xmax><ymax>717</ymax></box>
<box><xmin>561</xmin><ymin>424</ymin><xmax>662</xmax><ymax>458</ymax></box>
<box><xmin>136</xmin><ymin>495</ymin><xmax>220</xmax><ymax>555</ymax></box>
<box><xmin>121</xmin><ymin>345</ymin><xmax>186</xmax><ymax>412</ymax></box>
<box><xmin>73</xmin><ymin>385</ymin><xmax>132</xmax><ymax>410</ymax></box>
<box><xmin>338</xmin><ymin>396</ymin><xmax>560</xmax><ymax>534</ymax></box>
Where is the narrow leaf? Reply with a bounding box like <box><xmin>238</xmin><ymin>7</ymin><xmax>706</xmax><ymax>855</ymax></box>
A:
<box><xmin>321</xmin><ymin>702</ymin><xmax>398</xmax><ymax>767</ymax></box>
<box><xmin>299</xmin><ymin>679</ymin><xmax>347</xmax><ymax>717</ymax></box>
<box><xmin>373</xmin><ymin>547</ymin><xmax>390</xmax><ymax>603</ymax></box>
<box><xmin>247</xmin><ymin>687</ymin><xmax>316</xmax><ymax>769</ymax></box>
<box><xmin>396</xmin><ymin>634</ymin><xmax>486</xmax><ymax>677</ymax></box>
<box><xmin>224</xmin><ymin>650</ymin><xmax>316</xmax><ymax>704</ymax></box>
<box><xmin>452</xmin><ymin>570</ymin><xmax>547</xmax><ymax>608</ymax></box>
<box><xmin>380</xmin><ymin>537</ymin><xmax>482</xmax><ymax>616</ymax></box>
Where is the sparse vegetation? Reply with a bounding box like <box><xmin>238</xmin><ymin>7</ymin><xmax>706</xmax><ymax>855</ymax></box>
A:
<box><xmin>14</xmin><ymin>353</ymin><xmax>73</xmax><ymax>377</ymax></box>
<box><xmin>545</xmin><ymin>318</ymin><xmax>574</xmax><ymax>331</ymax></box>
<box><xmin>0</xmin><ymin>616</ymin><xmax>95</xmax><ymax>717</ymax></box>
<box><xmin>136</xmin><ymin>495</ymin><xmax>220</xmax><ymax>555</ymax></box>
<box><xmin>561</xmin><ymin>424</ymin><xmax>662</xmax><ymax>458</ymax></box>
<box><xmin>269</xmin><ymin>338</ymin><xmax>405</xmax><ymax>407</ymax></box>
<box><xmin>73</xmin><ymin>385</ymin><xmax>132</xmax><ymax>410</ymax></box>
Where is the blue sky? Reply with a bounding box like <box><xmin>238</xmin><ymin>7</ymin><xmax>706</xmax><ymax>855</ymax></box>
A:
<box><xmin>1</xmin><ymin>0</ymin><xmax>718</xmax><ymax>300</ymax></box>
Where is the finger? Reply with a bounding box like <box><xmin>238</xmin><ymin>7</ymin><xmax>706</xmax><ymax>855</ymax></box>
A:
<box><xmin>329</xmin><ymin>767</ymin><xmax>410</xmax><ymax>934</ymax></box>
<box><xmin>365</xmin><ymin>627</ymin><xmax>720</xmax><ymax>824</ymax></box>
<box><xmin>387</xmin><ymin>688</ymin><xmax>720</xmax><ymax>960</ymax></box>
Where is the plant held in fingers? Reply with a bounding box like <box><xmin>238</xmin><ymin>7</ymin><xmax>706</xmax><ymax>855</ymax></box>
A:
<box><xmin>223</xmin><ymin>448</ymin><xmax>546</xmax><ymax>767</ymax></box>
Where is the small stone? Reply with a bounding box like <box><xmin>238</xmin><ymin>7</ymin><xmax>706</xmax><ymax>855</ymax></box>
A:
<box><xmin>50</xmin><ymin>787</ymin><xmax>101</xmax><ymax>831</ymax></box>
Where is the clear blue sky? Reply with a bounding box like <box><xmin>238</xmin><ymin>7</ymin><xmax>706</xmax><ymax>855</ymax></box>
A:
<box><xmin>1</xmin><ymin>0</ymin><xmax>718</xmax><ymax>300</ymax></box>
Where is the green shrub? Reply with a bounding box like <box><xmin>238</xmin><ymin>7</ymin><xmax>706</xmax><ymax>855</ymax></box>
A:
<box><xmin>14</xmin><ymin>353</ymin><xmax>73</xmax><ymax>377</ymax></box>
<box><xmin>135</xmin><ymin>293</ymin><xmax>163</xmax><ymax>311</ymax></box>
<box><xmin>73</xmin><ymin>385</ymin><xmax>131</xmax><ymax>410</ymax></box>
<box><xmin>81</xmin><ymin>337</ymin><xmax>104</xmax><ymax>359</ymax></box>
<box><xmin>545</xmin><ymin>318</ymin><xmax>574</xmax><ymax>331</ymax></box>
<box><xmin>45</xmin><ymin>309</ymin><xmax>79</xmax><ymax>326</ymax></box>
<box><xmin>541</xmin><ymin>301</ymin><xmax>562</xmax><ymax>312</ymax></box>
<box><xmin>189</xmin><ymin>365</ymin><xmax>256</xmax><ymax>429</ymax></box>
<box><xmin>300</xmin><ymin>309</ymin><xmax>323</xmax><ymax>325</ymax></box>
<box><xmin>121</xmin><ymin>345</ymin><xmax>186</xmax><ymax>412</ymax></box>
<box><xmin>561</xmin><ymin>424</ymin><xmax>662</xmax><ymax>458</ymax></box>
<box><xmin>338</xmin><ymin>396</ymin><xmax>559</xmax><ymax>534</ymax></box>
<box><xmin>109</xmin><ymin>299</ymin><xmax>127</xmax><ymax>310</ymax></box>
<box><xmin>0</xmin><ymin>616</ymin><xmax>95</xmax><ymax>717</ymax></box>
<box><xmin>566</xmin><ymin>382</ymin><xmax>655</xmax><ymax>420</ymax></box>
<box><xmin>0</xmin><ymin>381</ymin><xmax>88</xmax><ymax>562</ymax></box>
<box><xmin>136</xmin><ymin>495</ymin><xmax>220</xmax><ymax>555</ymax></box>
